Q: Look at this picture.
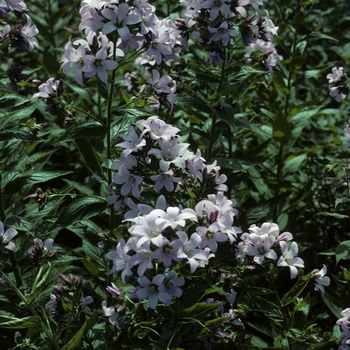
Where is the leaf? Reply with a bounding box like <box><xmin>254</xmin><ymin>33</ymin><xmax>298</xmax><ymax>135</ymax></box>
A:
<box><xmin>203</xmin><ymin>287</ymin><xmax>227</xmax><ymax>296</ymax></box>
<box><xmin>176</xmin><ymin>96</ymin><xmax>212</xmax><ymax>114</ymax></box>
<box><xmin>27</xmin><ymin>264</ymin><xmax>52</xmax><ymax>303</ymax></box>
<box><xmin>0</xmin><ymin>130</ymin><xmax>37</xmax><ymax>141</ymax></box>
<box><xmin>235</xmin><ymin>118</ymin><xmax>270</xmax><ymax>136</ymax></box>
<box><xmin>74</xmin><ymin>138</ymin><xmax>105</xmax><ymax>179</ymax></box>
<box><xmin>282</xmin><ymin>154</ymin><xmax>307</xmax><ymax>176</ymax></box>
<box><xmin>252</xmin><ymin>295</ymin><xmax>284</xmax><ymax>322</ymax></box>
<box><xmin>335</xmin><ymin>240</ymin><xmax>350</xmax><ymax>264</ymax></box>
<box><xmin>0</xmin><ymin>315</ymin><xmax>41</xmax><ymax>329</ymax></box>
<box><xmin>0</xmin><ymin>94</ymin><xmax>38</xmax><ymax>128</ymax></box>
<box><xmin>62</xmin><ymin>311</ymin><xmax>99</xmax><ymax>350</ymax></box>
<box><xmin>53</xmin><ymin>121</ymin><xmax>107</xmax><ymax>143</ymax></box>
<box><xmin>179</xmin><ymin>303</ymin><xmax>221</xmax><ymax>320</ymax></box>
<box><xmin>54</xmin><ymin>197</ymin><xmax>107</xmax><ymax>228</ymax></box>
<box><xmin>112</xmin><ymin>107</ymin><xmax>154</xmax><ymax>118</ymax></box>
<box><xmin>314</xmin><ymin>211</ymin><xmax>349</xmax><ymax>220</ymax></box>
<box><xmin>281</xmin><ymin>277</ymin><xmax>311</xmax><ymax>307</ymax></box>
<box><xmin>4</xmin><ymin>171</ymin><xmax>73</xmax><ymax>192</ymax></box>
<box><xmin>273</xmin><ymin>113</ymin><xmax>292</xmax><ymax>142</ymax></box>
<box><xmin>96</xmin><ymin>79</ymin><xmax>109</xmax><ymax>99</ymax></box>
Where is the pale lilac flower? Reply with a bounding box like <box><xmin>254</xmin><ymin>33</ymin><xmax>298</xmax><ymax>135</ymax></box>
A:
<box><xmin>337</xmin><ymin>308</ymin><xmax>350</xmax><ymax>332</ymax></box>
<box><xmin>20</xmin><ymin>14</ymin><xmax>39</xmax><ymax>52</ymax></box>
<box><xmin>1</xmin><ymin>0</ymin><xmax>26</xmax><ymax>12</ymax></box>
<box><xmin>152</xmin><ymin>237</ymin><xmax>183</xmax><ymax>267</ymax></box>
<box><xmin>248</xmin><ymin>222</ymin><xmax>279</xmax><ymax>238</ymax></box>
<box><xmin>153</xmin><ymin>206</ymin><xmax>197</xmax><ymax>229</ymax></box>
<box><xmin>245</xmin><ymin>39</ymin><xmax>282</xmax><ymax>74</ymax></box>
<box><xmin>84</xmin><ymin>47</ymin><xmax>118</xmax><ymax>83</ymax></box>
<box><xmin>261</xmin><ymin>10</ymin><xmax>279</xmax><ymax>38</ymax></box>
<box><xmin>128</xmin><ymin>241</ymin><xmax>155</xmax><ymax>276</ymax></box>
<box><xmin>277</xmin><ymin>241</ymin><xmax>304</xmax><ymax>279</ymax></box>
<box><xmin>151</xmin><ymin>170</ymin><xmax>182</xmax><ymax>192</ymax></box>
<box><xmin>196</xmin><ymin>222</ymin><xmax>228</xmax><ymax>252</ymax></box>
<box><xmin>208</xmin><ymin>21</ymin><xmax>239</xmax><ymax>46</ymax></box>
<box><xmin>145</xmin><ymin>32</ymin><xmax>173</xmax><ymax>65</ymax></box>
<box><xmin>200</xmin><ymin>0</ymin><xmax>232</xmax><ymax>21</ymax></box>
<box><xmin>28</xmin><ymin>238</ymin><xmax>56</xmax><ymax>257</ymax></box>
<box><xmin>106</xmin><ymin>283</ymin><xmax>122</xmax><ymax>298</ymax></box>
<box><xmin>312</xmin><ymin>264</ymin><xmax>330</xmax><ymax>295</ymax></box>
<box><xmin>33</xmin><ymin>78</ymin><xmax>64</xmax><ymax>99</ymax></box>
<box><xmin>158</xmin><ymin>271</ymin><xmax>185</xmax><ymax>304</ymax></box>
<box><xmin>147</xmin><ymin>69</ymin><xmax>176</xmax><ymax>95</ymax></box>
<box><xmin>345</xmin><ymin>122</ymin><xmax>350</xmax><ymax>148</ymax></box>
<box><xmin>102</xmin><ymin>301</ymin><xmax>120</xmax><ymax>325</ymax></box>
<box><xmin>176</xmin><ymin>231</ymin><xmax>209</xmax><ymax>273</ymax></box>
<box><xmin>247</xmin><ymin>234</ymin><xmax>277</xmax><ymax>264</ymax></box>
<box><xmin>327</xmin><ymin>67</ymin><xmax>348</xmax><ymax>102</ymax></box>
<box><xmin>115</xmin><ymin>126</ymin><xmax>146</xmax><ymax>158</ymax></box>
<box><xmin>113</xmin><ymin>165</ymin><xmax>143</xmax><ymax>198</ymax></box>
<box><xmin>239</xmin><ymin>0</ymin><xmax>263</xmax><ymax>12</ymax></box>
<box><xmin>0</xmin><ymin>221</ymin><xmax>18</xmax><ymax>251</ymax></box>
<box><xmin>135</xmin><ymin>274</ymin><xmax>163</xmax><ymax>309</ymax></box>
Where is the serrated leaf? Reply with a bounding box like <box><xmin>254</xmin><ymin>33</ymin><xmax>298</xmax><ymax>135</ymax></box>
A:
<box><xmin>53</xmin><ymin>121</ymin><xmax>107</xmax><ymax>144</ymax></box>
<box><xmin>0</xmin><ymin>130</ymin><xmax>37</xmax><ymax>141</ymax></box>
<box><xmin>179</xmin><ymin>303</ymin><xmax>221</xmax><ymax>320</ymax></box>
<box><xmin>315</xmin><ymin>211</ymin><xmax>349</xmax><ymax>220</ymax></box>
<box><xmin>112</xmin><ymin>107</ymin><xmax>154</xmax><ymax>118</ymax></box>
<box><xmin>204</xmin><ymin>286</ymin><xmax>226</xmax><ymax>296</ymax></box>
<box><xmin>27</xmin><ymin>264</ymin><xmax>52</xmax><ymax>303</ymax></box>
<box><xmin>0</xmin><ymin>315</ymin><xmax>40</xmax><ymax>329</ymax></box>
<box><xmin>54</xmin><ymin>197</ymin><xmax>107</xmax><ymax>228</ymax></box>
<box><xmin>335</xmin><ymin>240</ymin><xmax>350</xmax><ymax>264</ymax></box>
<box><xmin>61</xmin><ymin>311</ymin><xmax>99</xmax><ymax>350</ymax></box>
<box><xmin>281</xmin><ymin>277</ymin><xmax>311</xmax><ymax>306</ymax></box>
<box><xmin>176</xmin><ymin>96</ymin><xmax>212</xmax><ymax>114</ymax></box>
<box><xmin>282</xmin><ymin>154</ymin><xmax>307</xmax><ymax>176</ymax></box>
<box><xmin>75</xmin><ymin>138</ymin><xmax>105</xmax><ymax>179</ymax></box>
<box><xmin>96</xmin><ymin>79</ymin><xmax>109</xmax><ymax>99</ymax></box>
<box><xmin>4</xmin><ymin>171</ymin><xmax>73</xmax><ymax>192</ymax></box>
<box><xmin>273</xmin><ymin>113</ymin><xmax>292</xmax><ymax>142</ymax></box>
<box><xmin>235</xmin><ymin>118</ymin><xmax>270</xmax><ymax>136</ymax></box>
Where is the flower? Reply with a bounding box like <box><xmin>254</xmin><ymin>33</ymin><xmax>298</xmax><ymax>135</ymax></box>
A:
<box><xmin>327</xmin><ymin>67</ymin><xmax>348</xmax><ymax>102</ymax></box>
<box><xmin>0</xmin><ymin>221</ymin><xmax>18</xmax><ymax>251</ymax></box>
<box><xmin>312</xmin><ymin>264</ymin><xmax>330</xmax><ymax>296</ymax></box>
<box><xmin>337</xmin><ymin>308</ymin><xmax>350</xmax><ymax>331</ymax></box>
<box><xmin>19</xmin><ymin>14</ymin><xmax>39</xmax><ymax>52</ymax></box>
<box><xmin>277</xmin><ymin>241</ymin><xmax>304</xmax><ymax>279</ymax></box>
<box><xmin>28</xmin><ymin>238</ymin><xmax>56</xmax><ymax>264</ymax></box>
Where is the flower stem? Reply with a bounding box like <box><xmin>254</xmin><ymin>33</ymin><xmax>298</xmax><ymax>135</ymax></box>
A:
<box><xmin>206</xmin><ymin>48</ymin><xmax>226</xmax><ymax>161</ymax></box>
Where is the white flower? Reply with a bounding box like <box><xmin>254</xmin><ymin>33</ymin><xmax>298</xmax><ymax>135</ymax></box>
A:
<box><xmin>0</xmin><ymin>221</ymin><xmax>18</xmax><ymax>251</ymax></box>
<box><xmin>20</xmin><ymin>14</ymin><xmax>39</xmax><ymax>52</ymax></box>
<box><xmin>312</xmin><ymin>264</ymin><xmax>330</xmax><ymax>296</ymax></box>
<box><xmin>277</xmin><ymin>241</ymin><xmax>304</xmax><ymax>279</ymax></box>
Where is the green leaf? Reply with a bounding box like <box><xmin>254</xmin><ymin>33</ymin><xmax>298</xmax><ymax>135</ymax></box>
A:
<box><xmin>0</xmin><ymin>130</ymin><xmax>37</xmax><ymax>141</ymax></box>
<box><xmin>4</xmin><ymin>171</ymin><xmax>73</xmax><ymax>192</ymax></box>
<box><xmin>204</xmin><ymin>286</ymin><xmax>227</xmax><ymax>296</ymax></box>
<box><xmin>235</xmin><ymin>118</ymin><xmax>270</xmax><ymax>136</ymax></box>
<box><xmin>176</xmin><ymin>96</ymin><xmax>212</xmax><ymax>114</ymax></box>
<box><xmin>273</xmin><ymin>113</ymin><xmax>292</xmax><ymax>142</ymax></box>
<box><xmin>74</xmin><ymin>138</ymin><xmax>105</xmax><ymax>179</ymax></box>
<box><xmin>54</xmin><ymin>197</ymin><xmax>107</xmax><ymax>228</ymax></box>
<box><xmin>27</xmin><ymin>264</ymin><xmax>52</xmax><ymax>304</ymax></box>
<box><xmin>62</xmin><ymin>311</ymin><xmax>99</xmax><ymax>350</ymax></box>
<box><xmin>96</xmin><ymin>79</ymin><xmax>109</xmax><ymax>99</ymax></box>
<box><xmin>282</xmin><ymin>154</ymin><xmax>307</xmax><ymax>176</ymax></box>
<box><xmin>53</xmin><ymin>121</ymin><xmax>107</xmax><ymax>143</ymax></box>
<box><xmin>281</xmin><ymin>277</ymin><xmax>311</xmax><ymax>306</ymax></box>
<box><xmin>112</xmin><ymin>107</ymin><xmax>154</xmax><ymax>118</ymax></box>
<box><xmin>315</xmin><ymin>211</ymin><xmax>349</xmax><ymax>220</ymax></box>
<box><xmin>252</xmin><ymin>295</ymin><xmax>284</xmax><ymax>322</ymax></box>
<box><xmin>0</xmin><ymin>315</ymin><xmax>41</xmax><ymax>329</ymax></box>
<box><xmin>179</xmin><ymin>303</ymin><xmax>221</xmax><ymax>320</ymax></box>
<box><xmin>335</xmin><ymin>240</ymin><xmax>350</xmax><ymax>264</ymax></box>
<box><xmin>0</xmin><ymin>94</ymin><xmax>38</xmax><ymax>128</ymax></box>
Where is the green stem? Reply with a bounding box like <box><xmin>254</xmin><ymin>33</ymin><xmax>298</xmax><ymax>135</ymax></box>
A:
<box><xmin>107</xmin><ymin>40</ymin><xmax>118</xmax><ymax>236</ymax></box>
<box><xmin>72</xmin><ymin>106</ymin><xmax>106</xmax><ymax>126</ymax></box>
<box><xmin>269</xmin><ymin>273</ymin><xmax>294</xmax><ymax>350</ymax></box>
<box><xmin>0</xmin><ymin>176</ymin><xmax>5</xmax><ymax>222</ymax></box>
<box><xmin>8</xmin><ymin>250</ymin><xmax>22</xmax><ymax>287</ymax></box>
<box><xmin>206</xmin><ymin>48</ymin><xmax>226</xmax><ymax>161</ymax></box>
<box><xmin>1</xmin><ymin>273</ymin><xmax>61</xmax><ymax>350</ymax></box>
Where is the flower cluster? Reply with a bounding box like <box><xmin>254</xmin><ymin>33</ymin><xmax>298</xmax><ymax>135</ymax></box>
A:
<box><xmin>0</xmin><ymin>0</ymin><xmax>39</xmax><ymax>53</ymax></box>
<box><xmin>28</xmin><ymin>238</ymin><xmax>56</xmax><ymax>265</ymax></box>
<box><xmin>327</xmin><ymin>67</ymin><xmax>349</xmax><ymax>102</ymax></box>
<box><xmin>107</xmin><ymin>116</ymin><xmax>228</xmax><ymax>212</ymax></box>
<box><xmin>46</xmin><ymin>274</ymin><xmax>93</xmax><ymax>320</ymax></box>
<box><xmin>62</xmin><ymin>0</ymin><xmax>183</xmax><ymax>85</ymax></box>
<box><xmin>236</xmin><ymin>222</ymin><xmax>305</xmax><ymax>279</ymax></box>
<box><xmin>104</xmin><ymin>116</ymin><xmax>242</xmax><ymax>311</ymax></box>
<box><xmin>0</xmin><ymin>220</ymin><xmax>18</xmax><ymax>251</ymax></box>
<box><xmin>337</xmin><ymin>308</ymin><xmax>350</xmax><ymax>350</ymax></box>
<box><xmin>178</xmin><ymin>0</ymin><xmax>281</xmax><ymax>69</ymax></box>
